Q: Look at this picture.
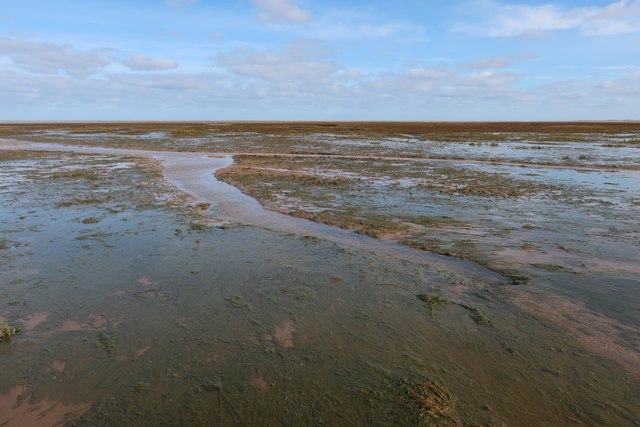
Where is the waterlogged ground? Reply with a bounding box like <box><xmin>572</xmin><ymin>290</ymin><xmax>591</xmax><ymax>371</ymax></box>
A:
<box><xmin>1</xmin><ymin>124</ymin><xmax>639</xmax><ymax>426</ymax></box>
<box><xmin>218</xmin><ymin>154</ymin><xmax>640</xmax><ymax>379</ymax></box>
<box><xmin>1</xmin><ymin>122</ymin><xmax>640</xmax><ymax>169</ymax></box>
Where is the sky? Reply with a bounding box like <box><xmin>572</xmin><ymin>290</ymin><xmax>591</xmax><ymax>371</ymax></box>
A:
<box><xmin>1</xmin><ymin>0</ymin><xmax>639</xmax><ymax>121</ymax></box>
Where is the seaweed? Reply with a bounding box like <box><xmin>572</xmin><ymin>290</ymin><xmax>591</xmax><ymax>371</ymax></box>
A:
<box><xmin>463</xmin><ymin>306</ymin><xmax>492</xmax><ymax>326</ymax></box>
<box><xmin>416</xmin><ymin>294</ymin><xmax>449</xmax><ymax>310</ymax></box>
<box><xmin>98</xmin><ymin>333</ymin><xmax>117</xmax><ymax>354</ymax></box>
<box><xmin>0</xmin><ymin>321</ymin><xmax>22</xmax><ymax>342</ymax></box>
<box><xmin>416</xmin><ymin>295</ymin><xmax>491</xmax><ymax>326</ymax></box>
<box><xmin>226</xmin><ymin>294</ymin><xmax>250</xmax><ymax>310</ymax></box>
<box><xmin>51</xmin><ymin>170</ymin><xmax>98</xmax><ymax>180</ymax></box>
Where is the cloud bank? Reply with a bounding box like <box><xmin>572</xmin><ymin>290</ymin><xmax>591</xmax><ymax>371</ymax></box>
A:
<box><xmin>122</xmin><ymin>55</ymin><xmax>178</xmax><ymax>71</ymax></box>
<box><xmin>458</xmin><ymin>0</ymin><xmax>640</xmax><ymax>37</ymax></box>
<box><xmin>255</xmin><ymin>0</ymin><xmax>311</xmax><ymax>23</ymax></box>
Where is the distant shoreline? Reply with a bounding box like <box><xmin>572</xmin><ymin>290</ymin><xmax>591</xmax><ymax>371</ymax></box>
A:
<box><xmin>1</xmin><ymin>120</ymin><xmax>639</xmax><ymax>124</ymax></box>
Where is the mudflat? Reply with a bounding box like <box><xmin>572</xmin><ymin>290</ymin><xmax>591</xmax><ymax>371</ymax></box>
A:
<box><xmin>1</xmin><ymin>122</ymin><xmax>638</xmax><ymax>426</ymax></box>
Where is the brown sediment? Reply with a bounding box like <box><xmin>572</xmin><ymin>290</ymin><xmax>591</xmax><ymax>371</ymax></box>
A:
<box><xmin>20</xmin><ymin>312</ymin><xmax>49</xmax><ymax>332</ymax></box>
<box><xmin>58</xmin><ymin>319</ymin><xmax>102</xmax><ymax>333</ymax></box>
<box><xmin>109</xmin><ymin>290</ymin><xmax>127</xmax><ymax>297</ymax></box>
<box><xmin>45</xmin><ymin>314</ymin><xmax>121</xmax><ymax>336</ymax></box>
<box><xmin>0</xmin><ymin>385</ymin><xmax>91</xmax><ymax>427</ymax></box>
<box><xmin>494</xmin><ymin>247</ymin><xmax>640</xmax><ymax>276</ymax></box>
<box><xmin>137</xmin><ymin>276</ymin><xmax>160</xmax><ymax>286</ymax></box>
<box><xmin>248</xmin><ymin>376</ymin><xmax>271</xmax><ymax>392</ymax></box>
<box><xmin>401</xmin><ymin>380</ymin><xmax>453</xmax><ymax>420</ymax></box>
<box><xmin>50</xmin><ymin>360</ymin><xmax>67</xmax><ymax>373</ymax></box>
<box><xmin>513</xmin><ymin>290</ymin><xmax>640</xmax><ymax>381</ymax></box>
<box><xmin>205</xmin><ymin>352</ymin><xmax>226</xmax><ymax>365</ymax></box>
<box><xmin>133</xmin><ymin>345</ymin><xmax>152</xmax><ymax>358</ymax></box>
<box><xmin>247</xmin><ymin>334</ymin><xmax>261</xmax><ymax>346</ymax></box>
<box><xmin>273</xmin><ymin>320</ymin><xmax>296</xmax><ymax>348</ymax></box>
<box><xmin>288</xmin><ymin>210</ymin><xmax>413</xmax><ymax>239</ymax></box>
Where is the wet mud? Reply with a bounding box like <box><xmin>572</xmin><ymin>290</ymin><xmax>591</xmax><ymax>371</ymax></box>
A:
<box><xmin>1</xmin><ymin>125</ymin><xmax>639</xmax><ymax>426</ymax></box>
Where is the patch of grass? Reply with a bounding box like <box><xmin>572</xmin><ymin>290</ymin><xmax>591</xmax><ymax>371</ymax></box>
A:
<box><xmin>492</xmin><ymin>268</ymin><xmax>531</xmax><ymax>285</ymax></box>
<box><xmin>57</xmin><ymin>196</ymin><xmax>113</xmax><ymax>207</ymax></box>
<box><xmin>531</xmin><ymin>263</ymin><xmax>571</xmax><ymax>272</ymax></box>
<box><xmin>417</xmin><ymin>294</ymin><xmax>449</xmax><ymax>309</ymax></box>
<box><xmin>414</xmin><ymin>166</ymin><xmax>561</xmax><ymax>198</ymax></box>
<box><xmin>134</xmin><ymin>382</ymin><xmax>150</xmax><ymax>392</ymax></box>
<box><xmin>359</xmin><ymin>377</ymin><xmax>453</xmax><ymax>425</ymax></box>
<box><xmin>189</xmin><ymin>222</ymin><xmax>211</xmax><ymax>232</ymax></box>
<box><xmin>226</xmin><ymin>294</ymin><xmax>250</xmax><ymax>310</ymax></box>
<box><xmin>417</xmin><ymin>294</ymin><xmax>491</xmax><ymax>326</ymax></box>
<box><xmin>464</xmin><ymin>306</ymin><xmax>492</xmax><ymax>326</ymax></box>
<box><xmin>193</xmin><ymin>202</ymin><xmax>211</xmax><ymax>212</ymax></box>
<box><xmin>400</xmin><ymin>238</ymin><xmax>470</xmax><ymax>259</ymax></box>
<box><xmin>1</xmin><ymin>321</ymin><xmax>22</xmax><ymax>342</ymax></box>
<box><xmin>398</xmin><ymin>379</ymin><xmax>453</xmax><ymax>421</ymax></box>
<box><xmin>134</xmin><ymin>288</ymin><xmax>169</xmax><ymax>301</ymax></box>
<box><xmin>51</xmin><ymin>170</ymin><xmax>98</xmax><ymax>180</ymax></box>
<box><xmin>98</xmin><ymin>333</ymin><xmax>117</xmax><ymax>354</ymax></box>
<box><xmin>292</xmin><ymin>210</ymin><xmax>411</xmax><ymax>239</ymax></box>
<box><xmin>412</xmin><ymin>216</ymin><xmax>467</xmax><ymax>228</ymax></box>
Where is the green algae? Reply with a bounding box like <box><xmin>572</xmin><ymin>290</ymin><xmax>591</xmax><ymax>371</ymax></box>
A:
<box><xmin>416</xmin><ymin>294</ymin><xmax>449</xmax><ymax>309</ymax></box>
<box><xmin>98</xmin><ymin>333</ymin><xmax>117</xmax><ymax>354</ymax></box>
<box><xmin>0</xmin><ymin>321</ymin><xmax>21</xmax><ymax>342</ymax></box>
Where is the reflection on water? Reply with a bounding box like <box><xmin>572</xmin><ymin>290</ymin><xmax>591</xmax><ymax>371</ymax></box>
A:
<box><xmin>0</xmin><ymin>150</ymin><xmax>639</xmax><ymax>425</ymax></box>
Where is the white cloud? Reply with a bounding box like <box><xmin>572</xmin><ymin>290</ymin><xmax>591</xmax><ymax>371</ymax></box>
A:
<box><xmin>255</xmin><ymin>0</ymin><xmax>311</xmax><ymax>23</ymax></box>
<box><xmin>457</xmin><ymin>0</ymin><xmax>640</xmax><ymax>37</ymax></box>
<box><xmin>309</xmin><ymin>21</ymin><xmax>422</xmax><ymax>40</ymax></box>
<box><xmin>165</xmin><ymin>0</ymin><xmax>198</xmax><ymax>7</ymax></box>
<box><xmin>464</xmin><ymin>54</ymin><xmax>535</xmax><ymax>69</ymax></box>
<box><xmin>1</xmin><ymin>34</ymin><xmax>639</xmax><ymax>120</ymax></box>
<box><xmin>466</xmin><ymin>70</ymin><xmax>519</xmax><ymax>86</ymax></box>
<box><xmin>217</xmin><ymin>41</ymin><xmax>336</xmax><ymax>83</ymax></box>
<box><xmin>122</xmin><ymin>55</ymin><xmax>178</xmax><ymax>71</ymax></box>
<box><xmin>0</xmin><ymin>37</ymin><xmax>112</xmax><ymax>76</ymax></box>
<box><xmin>210</xmin><ymin>32</ymin><xmax>225</xmax><ymax>42</ymax></box>
<box><xmin>3</xmin><ymin>61</ymin><xmax>640</xmax><ymax>120</ymax></box>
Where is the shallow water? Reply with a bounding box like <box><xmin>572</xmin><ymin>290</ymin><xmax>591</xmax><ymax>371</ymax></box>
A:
<box><xmin>0</xmin><ymin>140</ymin><xmax>505</xmax><ymax>284</ymax></box>
<box><xmin>1</xmin><ymin>146</ymin><xmax>639</xmax><ymax>425</ymax></box>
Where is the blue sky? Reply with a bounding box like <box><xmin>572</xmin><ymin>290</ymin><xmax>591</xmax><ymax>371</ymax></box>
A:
<box><xmin>1</xmin><ymin>0</ymin><xmax>639</xmax><ymax>120</ymax></box>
